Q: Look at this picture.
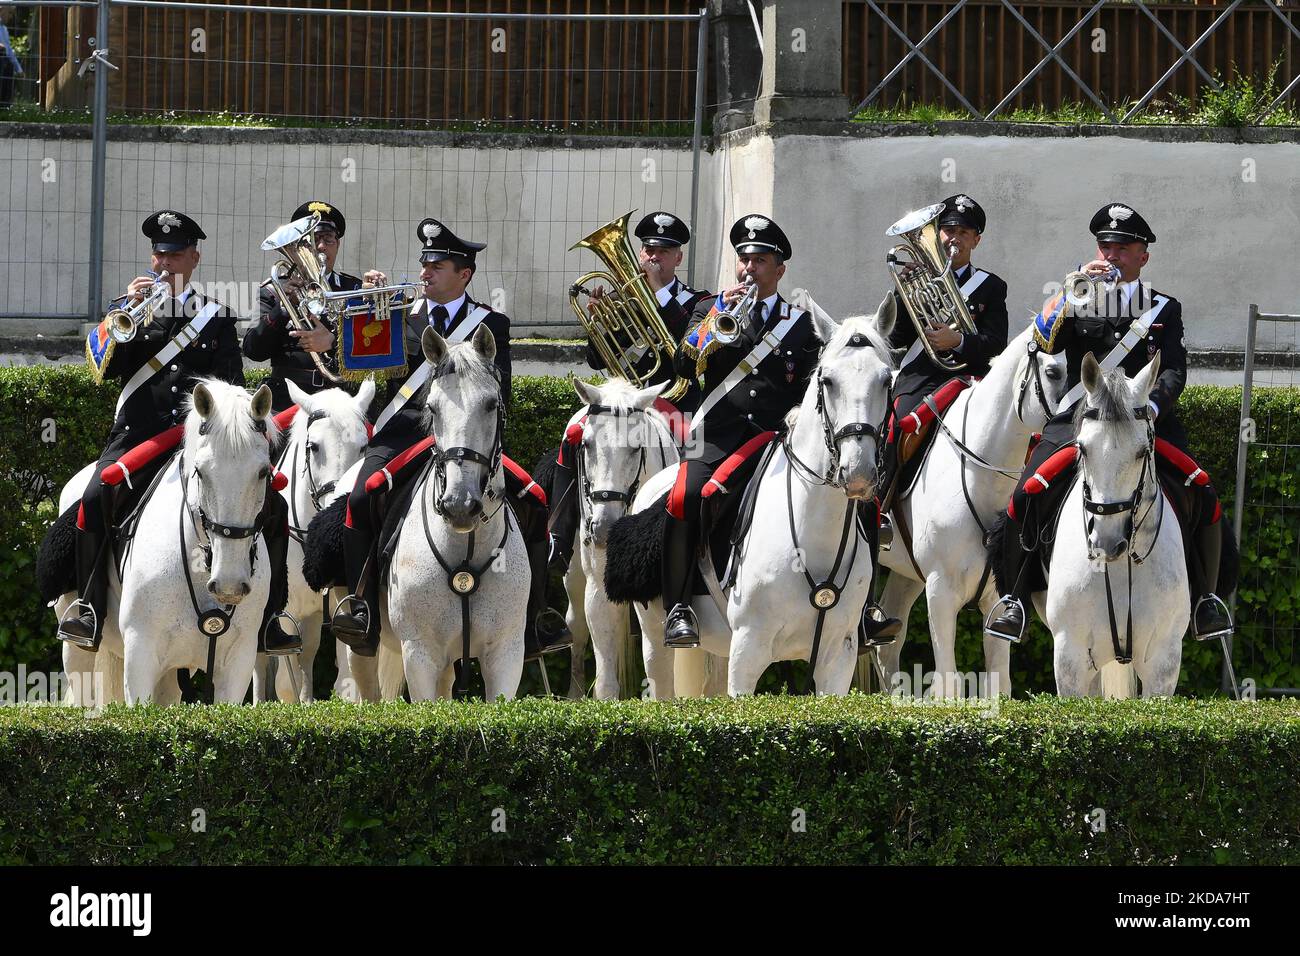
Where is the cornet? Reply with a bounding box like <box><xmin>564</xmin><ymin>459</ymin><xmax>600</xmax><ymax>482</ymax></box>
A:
<box><xmin>712</xmin><ymin>275</ymin><xmax>759</xmax><ymax>346</ymax></box>
<box><xmin>106</xmin><ymin>271</ymin><xmax>171</xmax><ymax>344</ymax></box>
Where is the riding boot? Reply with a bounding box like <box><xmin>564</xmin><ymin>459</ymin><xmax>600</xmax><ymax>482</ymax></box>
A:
<box><xmin>332</xmin><ymin>492</ymin><xmax>381</xmax><ymax>657</ymax></box>
<box><xmin>1192</xmin><ymin>520</ymin><xmax>1233</xmax><ymax>641</ymax></box>
<box><xmin>661</xmin><ymin>515</ymin><xmax>700</xmax><ymax>648</ymax></box>
<box><xmin>546</xmin><ymin>453</ymin><xmax>579</xmax><ymax>575</ymax></box>
<box><xmin>984</xmin><ymin>508</ymin><xmax>1032</xmax><ymax>643</ymax></box>
<box><xmin>59</xmin><ymin>483</ymin><xmax>116</xmax><ymax>650</ymax></box>
<box><xmin>856</xmin><ymin>503</ymin><xmax>901</xmax><ymax>650</ymax></box>
<box><xmin>256</xmin><ymin>492</ymin><xmax>302</xmax><ymax>656</ymax></box>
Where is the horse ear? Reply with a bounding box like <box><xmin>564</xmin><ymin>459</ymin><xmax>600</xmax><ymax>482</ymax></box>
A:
<box><xmin>285</xmin><ymin>379</ymin><xmax>312</xmax><ymax>412</ymax></box>
<box><xmin>422</xmin><ymin>325</ymin><xmax>448</xmax><ymax>365</ymax></box>
<box><xmin>809</xmin><ymin>302</ymin><xmax>839</xmax><ymax>345</ymax></box>
<box><xmin>1081</xmin><ymin>352</ymin><xmax>1102</xmax><ymax>396</ymax></box>
<box><xmin>632</xmin><ymin>381</ymin><xmax>669</xmax><ymax>411</ymax></box>
<box><xmin>355</xmin><ymin>376</ymin><xmax>376</xmax><ymax>413</ymax></box>
<box><xmin>192</xmin><ymin>382</ymin><xmax>214</xmax><ymax>419</ymax></box>
<box><xmin>573</xmin><ymin>379</ymin><xmax>601</xmax><ymax>406</ymax></box>
<box><xmin>1139</xmin><ymin>352</ymin><xmax>1162</xmax><ymax>397</ymax></box>
<box><xmin>471</xmin><ymin>323</ymin><xmax>497</xmax><ymax>362</ymax></box>
<box><xmin>875</xmin><ymin>292</ymin><xmax>897</xmax><ymax>340</ymax></box>
<box><xmin>250</xmin><ymin>383</ymin><xmax>273</xmax><ymax>421</ymax></box>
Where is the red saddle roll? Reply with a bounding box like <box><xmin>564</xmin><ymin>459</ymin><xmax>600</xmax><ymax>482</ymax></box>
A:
<box><xmin>701</xmin><ymin>431</ymin><xmax>778</xmax><ymax>500</ymax></box>
<box><xmin>100</xmin><ymin>425</ymin><xmax>185</xmax><ymax>487</ymax></box>
<box><xmin>365</xmin><ymin>436</ymin><xmax>437</xmax><ymax>494</ymax></box>
<box><xmin>898</xmin><ymin>378</ymin><xmax>970</xmax><ymax>436</ymax></box>
<box><xmin>1023</xmin><ymin>446</ymin><xmax>1080</xmax><ymax>496</ymax></box>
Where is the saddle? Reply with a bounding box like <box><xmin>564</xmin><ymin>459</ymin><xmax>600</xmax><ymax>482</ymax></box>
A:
<box><xmin>880</xmin><ymin>378</ymin><xmax>971</xmax><ymax>513</ymax></box>
<box><xmin>995</xmin><ymin>440</ymin><xmax>1222</xmax><ymax>596</ymax></box>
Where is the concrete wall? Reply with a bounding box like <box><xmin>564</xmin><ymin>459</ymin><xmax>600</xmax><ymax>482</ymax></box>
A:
<box><xmin>2</xmin><ymin>122</ymin><xmax>1297</xmax><ymax>352</ymax></box>
<box><xmin>700</xmin><ymin>126</ymin><xmax>1300</xmax><ymax>351</ymax></box>
<box><xmin>0</xmin><ymin>127</ymin><xmax>699</xmax><ymax>334</ymax></box>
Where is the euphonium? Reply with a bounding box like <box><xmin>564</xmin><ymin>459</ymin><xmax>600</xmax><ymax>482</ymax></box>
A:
<box><xmin>106</xmin><ymin>271</ymin><xmax>171</xmax><ymax>344</ymax></box>
<box><xmin>885</xmin><ymin>203</ymin><xmax>979</xmax><ymax>373</ymax></box>
<box><xmin>568</xmin><ymin>211</ymin><xmax>691</xmax><ymax>402</ymax></box>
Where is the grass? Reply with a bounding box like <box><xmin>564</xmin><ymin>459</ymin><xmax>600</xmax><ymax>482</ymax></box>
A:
<box><xmin>0</xmin><ymin>101</ymin><xmax>699</xmax><ymax>137</ymax></box>
<box><xmin>854</xmin><ymin>66</ymin><xmax>1300</xmax><ymax>127</ymax></box>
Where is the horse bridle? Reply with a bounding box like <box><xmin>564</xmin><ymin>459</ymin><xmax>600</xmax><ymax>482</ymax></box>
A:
<box><xmin>576</xmin><ymin>403</ymin><xmax>671</xmax><ymax>539</ymax></box>
<box><xmin>785</xmin><ymin>332</ymin><xmax>882</xmax><ymax>488</ymax></box>
<box><xmin>1078</xmin><ymin>404</ymin><xmax>1160</xmax><ymax>562</ymax></box>
<box><xmin>1076</xmin><ymin>403</ymin><xmax>1162</xmax><ymax>666</ymax></box>
<box><xmin>1015</xmin><ymin>342</ymin><xmax>1053</xmax><ymax>425</ymax></box>
<box><xmin>281</xmin><ymin>409</ymin><xmax>343</xmax><ymax>542</ymax></box>
<box><xmin>429</xmin><ymin>391</ymin><xmax>507</xmax><ymax>524</ymax></box>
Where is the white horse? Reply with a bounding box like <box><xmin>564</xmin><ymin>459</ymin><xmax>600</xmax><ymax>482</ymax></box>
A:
<box><xmin>876</xmin><ymin>324</ymin><xmax>1069</xmax><ymax>697</ymax></box>
<box><xmin>1041</xmin><ymin>353</ymin><xmax>1187</xmax><ymax>697</ymax></box>
<box><xmin>628</xmin><ymin>297</ymin><xmax>896</xmax><ymax>697</ymax></box>
<box><xmin>382</xmin><ymin>325</ymin><xmax>530</xmax><ymax>701</ymax></box>
<box><xmin>560</xmin><ymin>379</ymin><xmax>684</xmax><ymax>699</ymax></box>
<box><xmin>58</xmin><ymin>380</ymin><xmax>278</xmax><ymax>705</ymax></box>
<box><xmin>251</xmin><ymin>379</ymin><xmax>374</xmax><ymax>703</ymax></box>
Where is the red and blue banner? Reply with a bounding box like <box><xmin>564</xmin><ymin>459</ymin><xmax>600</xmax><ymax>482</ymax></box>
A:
<box><xmin>85</xmin><ymin>319</ymin><xmax>116</xmax><ymax>384</ymax></box>
<box><xmin>337</xmin><ymin>296</ymin><xmax>407</xmax><ymax>382</ymax></box>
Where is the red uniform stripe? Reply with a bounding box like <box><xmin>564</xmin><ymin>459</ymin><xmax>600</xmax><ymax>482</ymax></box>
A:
<box><xmin>666</xmin><ymin>461</ymin><xmax>690</xmax><ymax>520</ymax></box>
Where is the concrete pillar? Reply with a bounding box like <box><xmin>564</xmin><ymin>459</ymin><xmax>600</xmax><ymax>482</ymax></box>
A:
<box><xmin>708</xmin><ymin>0</ymin><xmax>762</xmax><ymax>134</ymax></box>
<box><xmin>752</xmin><ymin>0</ymin><xmax>849</xmax><ymax>125</ymax></box>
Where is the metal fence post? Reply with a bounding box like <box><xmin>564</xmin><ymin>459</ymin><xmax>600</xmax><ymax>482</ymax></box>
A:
<box><xmin>688</xmin><ymin>7</ymin><xmax>708</xmax><ymax>289</ymax></box>
<box><xmin>1229</xmin><ymin>304</ymin><xmax>1258</xmax><ymax>695</ymax></box>
<box><xmin>86</xmin><ymin>0</ymin><xmax>110</xmax><ymax>323</ymax></box>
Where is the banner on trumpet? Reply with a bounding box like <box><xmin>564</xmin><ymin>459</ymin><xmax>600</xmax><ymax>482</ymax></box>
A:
<box><xmin>337</xmin><ymin>297</ymin><xmax>407</xmax><ymax>382</ymax></box>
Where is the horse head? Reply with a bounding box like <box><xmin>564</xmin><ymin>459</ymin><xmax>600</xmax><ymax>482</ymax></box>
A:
<box><xmin>796</xmin><ymin>291</ymin><xmax>896</xmax><ymax>500</ymax></box>
<box><xmin>421</xmin><ymin>324</ymin><xmax>505</xmax><ymax>533</ymax></box>
<box><xmin>1075</xmin><ymin>352</ymin><xmax>1161</xmax><ymax>562</ymax></box>
<box><xmin>185</xmin><ymin>379</ymin><xmax>278</xmax><ymax>604</ymax></box>
<box><xmin>571</xmin><ymin>378</ymin><xmax>671</xmax><ymax>547</ymax></box>
<box><xmin>285</xmin><ymin>378</ymin><xmax>374</xmax><ymax>509</ymax></box>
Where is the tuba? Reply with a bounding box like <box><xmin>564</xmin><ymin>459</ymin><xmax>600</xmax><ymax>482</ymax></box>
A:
<box><xmin>885</xmin><ymin>203</ymin><xmax>979</xmax><ymax>373</ymax></box>
<box><xmin>568</xmin><ymin>211</ymin><xmax>692</xmax><ymax>402</ymax></box>
<box><xmin>106</xmin><ymin>271</ymin><xmax>170</xmax><ymax>343</ymax></box>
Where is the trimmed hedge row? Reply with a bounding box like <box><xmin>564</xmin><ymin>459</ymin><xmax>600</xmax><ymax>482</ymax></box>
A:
<box><xmin>1</xmin><ymin>366</ymin><xmax>1296</xmax><ymax>696</ymax></box>
<box><xmin>0</xmin><ymin>697</ymin><xmax>1296</xmax><ymax>864</ymax></box>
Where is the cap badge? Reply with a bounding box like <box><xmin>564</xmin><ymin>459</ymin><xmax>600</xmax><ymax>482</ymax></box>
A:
<box><xmin>308</xmin><ymin>201</ymin><xmax>332</xmax><ymax>215</ymax></box>
<box><xmin>653</xmin><ymin>213</ymin><xmax>675</xmax><ymax>234</ymax></box>
<box><xmin>954</xmin><ymin>195</ymin><xmax>973</xmax><ymax>212</ymax></box>
<box><xmin>1108</xmin><ymin>205</ymin><xmax>1133</xmax><ymax>229</ymax></box>
<box><xmin>743</xmin><ymin>215</ymin><xmax>769</xmax><ymax>239</ymax></box>
<box><xmin>157</xmin><ymin>212</ymin><xmax>181</xmax><ymax>234</ymax></box>
<box><xmin>422</xmin><ymin>221</ymin><xmax>442</xmax><ymax>241</ymax></box>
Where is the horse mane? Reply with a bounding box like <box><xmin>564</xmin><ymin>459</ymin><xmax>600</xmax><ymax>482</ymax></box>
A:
<box><xmin>429</xmin><ymin>342</ymin><xmax>501</xmax><ymax>397</ymax></box>
<box><xmin>290</xmin><ymin>387</ymin><xmax>367</xmax><ymax>443</ymax></box>
<box><xmin>1073</xmin><ymin>367</ymin><xmax>1135</xmax><ymax>427</ymax></box>
<box><xmin>184</xmin><ymin>378</ymin><xmax>277</xmax><ymax>459</ymax></box>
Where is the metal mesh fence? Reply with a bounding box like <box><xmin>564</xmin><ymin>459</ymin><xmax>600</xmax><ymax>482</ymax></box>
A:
<box><xmin>1230</xmin><ymin>306</ymin><xmax>1300</xmax><ymax>696</ymax></box>
<box><xmin>0</xmin><ymin>1</ymin><xmax>706</xmax><ymax>327</ymax></box>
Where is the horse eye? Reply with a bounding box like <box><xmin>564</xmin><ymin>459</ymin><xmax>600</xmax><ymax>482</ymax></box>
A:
<box><xmin>258</xmin><ymin>466</ymin><xmax>270</xmax><ymax>479</ymax></box>
<box><xmin>305</xmin><ymin>441</ymin><xmax>318</xmax><ymax>454</ymax></box>
<box><xmin>1046</xmin><ymin>368</ymin><xmax>1060</xmax><ymax>380</ymax></box>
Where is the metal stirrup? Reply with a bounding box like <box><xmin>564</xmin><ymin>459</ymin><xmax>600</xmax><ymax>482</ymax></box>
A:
<box><xmin>983</xmin><ymin>595</ymin><xmax>1025</xmax><ymax>643</ymax></box>
<box><xmin>1193</xmin><ymin>593</ymin><xmax>1234</xmax><ymax>642</ymax></box>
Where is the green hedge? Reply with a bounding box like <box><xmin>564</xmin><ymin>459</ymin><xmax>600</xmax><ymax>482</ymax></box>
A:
<box><xmin>1</xmin><ymin>367</ymin><xmax>1296</xmax><ymax>697</ymax></box>
<box><xmin>0</xmin><ymin>697</ymin><xmax>1296</xmax><ymax>864</ymax></box>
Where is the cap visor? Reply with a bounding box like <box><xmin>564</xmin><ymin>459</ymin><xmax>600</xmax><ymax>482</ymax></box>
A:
<box><xmin>640</xmin><ymin>238</ymin><xmax>682</xmax><ymax>248</ymax></box>
<box><xmin>151</xmin><ymin>241</ymin><xmax>191</xmax><ymax>252</ymax></box>
<box><xmin>1093</xmin><ymin>231</ymin><xmax>1148</xmax><ymax>244</ymax></box>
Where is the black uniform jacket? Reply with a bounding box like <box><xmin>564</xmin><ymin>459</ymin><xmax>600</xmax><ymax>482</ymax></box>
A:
<box><xmin>101</xmin><ymin>287</ymin><xmax>244</xmax><ymax>452</ymax></box>
<box><xmin>370</xmin><ymin>296</ymin><xmax>512</xmax><ymax>457</ymax></box>
<box><xmin>673</xmin><ymin>293</ymin><xmax>822</xmax><ymax>458</ymax></box>
<box><xmin>888</xmin><ymin>264</ymin><xmax>1009</xmax><ymax>385</ymax></box>
<box><xmin>241</xmin><ymin>270</ymin><xmax>362</xmax><ymax>394</ymax></box>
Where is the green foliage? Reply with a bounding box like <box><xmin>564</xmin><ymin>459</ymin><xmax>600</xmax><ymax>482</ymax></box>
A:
<box><xmin>2</xmin><ymin>367</ymin><xmax>1296</xmax><ymax>697</ymax></box>
<box><xmin>0</xmin><ymin>365</ymin><xmax>586</xmax><ymax>685</ymax></box>
<box><xmin>1172</xmin><ymin>61</ymin><xmax>1295</xmax><ymax>128</ymax></box>
<box><xmin>0</xmin><ymin>697</ymin><xmax>1295</xmax><ymax>864</ymax></box>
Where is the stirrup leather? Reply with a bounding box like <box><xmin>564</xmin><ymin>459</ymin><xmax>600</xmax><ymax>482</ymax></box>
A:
<box><xmin>56</xmin><ymin>600</ymin><xmax>99</xmax><ymax>649</ymax></box>
<box><xmin>1193</xmin><ymin>593</ymin><xmax>1234</xmax><ymax>642</ymax></box>
<box><xmin>983</xmin><ymin>594</ymin><xmax>1026</xmax><ymax>644</ymax></box>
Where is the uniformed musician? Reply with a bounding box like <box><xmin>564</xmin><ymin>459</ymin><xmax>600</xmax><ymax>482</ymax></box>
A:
<box><xmin>865</xmin><ymin>194</ymin><xmax>1010</xmax><ymax>644</ymax></box>
<box><xmin>59</xmin><ymin>211</ymin><xmax>299</xmax><ymax>655</ymax></box>
<box><xmin>984</xmin><ymin>202</ymin><xmax>1232</xmax><ymax>644</ymax></box>
<box><xmin>661</xmin><ymin>214</ymin><xmax>822</xmax><ymax>647</ymax></box>
<box><xmin>330</xmin><ymin>218</ymin><xmax>570</xmax><ymax>660</ymax></box>
<box><xmin>242</xmin><ymin>200</ymin><xmax>387</xmax><ymax>413</ymax></box>
<box><xmin>548</xmin><ymin>211</ymin><xmax>710</xmax><ymax>574</ymax></box>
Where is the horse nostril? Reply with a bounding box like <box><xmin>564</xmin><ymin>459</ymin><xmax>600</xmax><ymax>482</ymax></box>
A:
<box><xmin>240</xmin><ymin>582</ymin><xmax>251</xmax><ymax>596</ymax></box>
<box><xmin>207</xmin><ymin>580</ymin><xmax>218</xmax><ymax>595</ymax></box>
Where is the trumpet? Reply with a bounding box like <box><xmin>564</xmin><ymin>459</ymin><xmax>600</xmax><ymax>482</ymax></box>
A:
<box><xmin>712</xmin><ymin>275</ymin><xmax>759</xmax><ymax>346</ymax></box>
<box><xmin>106</xmin><ymin>271</ymin><xmax>171</xmax><ymax>344</ymax></box>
